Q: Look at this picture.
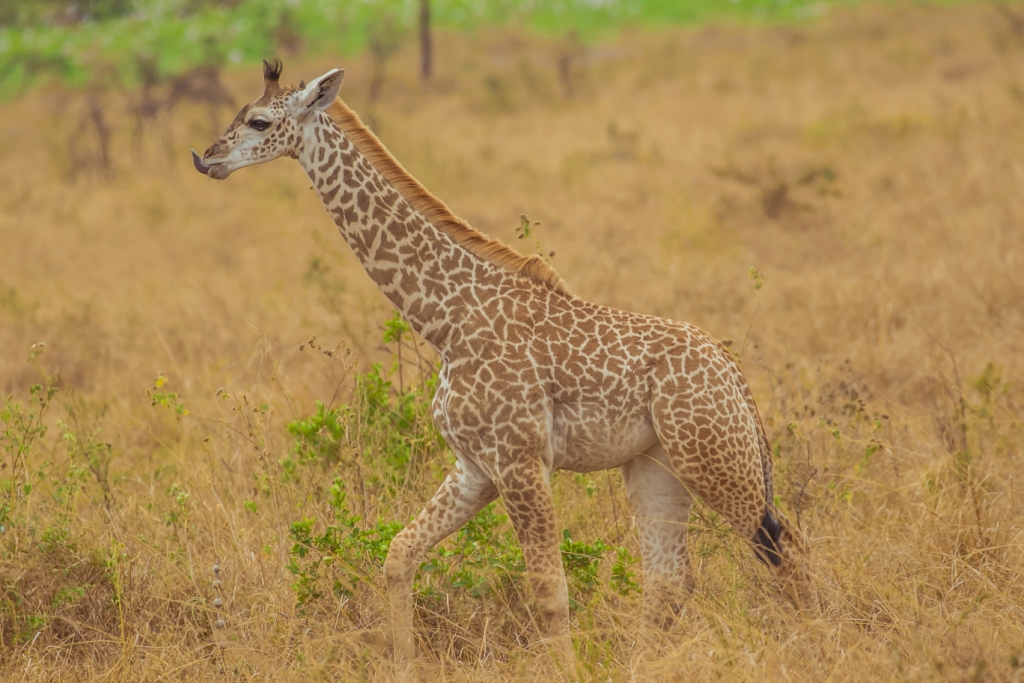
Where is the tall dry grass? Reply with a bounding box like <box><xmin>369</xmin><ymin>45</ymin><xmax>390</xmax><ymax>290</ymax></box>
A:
<box><xmin>1</xmin><ymin>3</ymin><xmax>1023</xmax><ymax>680</ymax></box>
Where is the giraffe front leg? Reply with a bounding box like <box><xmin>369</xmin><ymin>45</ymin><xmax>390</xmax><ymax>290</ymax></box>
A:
<box><xmin>620</xmin><ymin>444</ymin><xmax>696</xmax><ymax>628</ymax></box>
<box><xmin>499</xmin><ymin>463</ymin><xmax>574</xmax><ymax>672</ymax></box>
<box><xmin>383</xmin><ymin>461</ymin><xmax>497</xmax><ymax>676</ymax></box>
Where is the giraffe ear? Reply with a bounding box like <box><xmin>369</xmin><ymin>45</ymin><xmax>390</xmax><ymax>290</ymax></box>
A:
<box><xmin>296</xmin><ymin>68</ymin><xmax>345</xmax><ymax>113</ymax></box>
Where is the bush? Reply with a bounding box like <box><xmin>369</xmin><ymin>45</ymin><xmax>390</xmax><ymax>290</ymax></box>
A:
<box><xmin>283</xmin><ymin>315</ymin><xmax>642</xmax><ymax>621</ymax></box>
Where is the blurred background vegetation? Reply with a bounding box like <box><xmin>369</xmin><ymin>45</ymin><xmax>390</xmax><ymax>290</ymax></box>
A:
<box><xmin>0</xmin><ymin>0</ymin><xmax>855</xmax><ymax>100</ymax></box>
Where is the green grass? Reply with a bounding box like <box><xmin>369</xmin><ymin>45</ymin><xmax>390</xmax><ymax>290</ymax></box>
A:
<box><xmin>0</xmin><ymin>0</ymin><xmax>856</xmax><ymax>100</ymax></box>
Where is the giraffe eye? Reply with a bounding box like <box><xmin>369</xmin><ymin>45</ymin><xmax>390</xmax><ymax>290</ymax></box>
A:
<box><xmin>248</xmin><ymin>119</ymin><xmax>271</xmax><ymax>132</ymax></box>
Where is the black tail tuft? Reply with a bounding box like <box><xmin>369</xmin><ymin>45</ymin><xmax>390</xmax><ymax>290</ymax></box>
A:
<box><xmin>753</xmin><ymin>509</ymin><xmax>783</xmax><ymax>567</ymax></box>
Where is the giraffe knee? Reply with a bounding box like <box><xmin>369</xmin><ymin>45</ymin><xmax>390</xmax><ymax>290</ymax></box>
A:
<box><xmin>384</xmin><ymin>531</ymin><xmax>421</xmax><ymax>586</ymax></box>
<box><xmin>528</xmin><ymin>570</ymin><xmax>570</xmax><ymax>631</ymax></box>
<box><xmin>537</xmin><ymin>593</ymin><xmax>570</xmax><ymax>634</ymax></box>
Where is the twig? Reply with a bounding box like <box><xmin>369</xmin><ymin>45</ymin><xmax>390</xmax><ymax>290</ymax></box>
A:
<box><xmin>794</xmin><ymin>442</ymin><xmax>817</xmax><ymax>530</ymax></box>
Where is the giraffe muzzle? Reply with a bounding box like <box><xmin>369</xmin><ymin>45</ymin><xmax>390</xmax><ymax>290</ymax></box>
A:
<box><xmin>191</xmin><ymin>149</ymin><xmax>232</xmax><ymax>179</ymax></box>
<box><xmin>191</xmin><ymin>149</ymin><xmax>212</xmax><ymax>175</ymax></box>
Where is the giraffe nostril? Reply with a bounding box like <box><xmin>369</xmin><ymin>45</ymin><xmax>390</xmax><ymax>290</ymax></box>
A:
<box><xmin>203</xmin><ymin>144</ymin><xmax>221</xmax><ymax>160</ymax></box>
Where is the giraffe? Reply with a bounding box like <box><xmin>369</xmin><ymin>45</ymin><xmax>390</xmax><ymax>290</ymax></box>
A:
<box><xmin>192</xmin><ymin>60</ymin><xmax>815</xmax><ymax>671</ymax></box>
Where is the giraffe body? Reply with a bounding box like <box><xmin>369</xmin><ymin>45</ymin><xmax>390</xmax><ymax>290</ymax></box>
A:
<box><xmin>193</xmin><ymin>61</ymin><xmax>814</xmax><ymax>674</ymax></box>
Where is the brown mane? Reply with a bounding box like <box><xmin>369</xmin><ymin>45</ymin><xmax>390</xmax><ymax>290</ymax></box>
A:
<box><xmin>324</xmin><ymin>98</ymin><xmax>570</xmax><ymax>296</ymax></box>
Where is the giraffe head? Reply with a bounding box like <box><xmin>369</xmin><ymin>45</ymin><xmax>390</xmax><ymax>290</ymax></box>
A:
<box><xmin>191</xmin><ymin>60</ymin><xmax>344</xmax><ymax>179</ymax></box>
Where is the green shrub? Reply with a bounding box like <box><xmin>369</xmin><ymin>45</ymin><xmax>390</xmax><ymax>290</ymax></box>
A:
<box><xmin>284</xmin><ymin>362</ymin><xmax>442</xmax><ymax>490</ymax></box>
<box><xmin>282</xmin><ymin>316</ymin><xmax>643</xmax><ymax>616</ymax></box>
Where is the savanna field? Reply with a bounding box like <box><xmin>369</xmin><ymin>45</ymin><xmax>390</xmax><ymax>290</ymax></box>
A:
<box><xmin>1</xmin><ymin>2</ymin><xmax>1024</xmax><ymax>680</ymax></box>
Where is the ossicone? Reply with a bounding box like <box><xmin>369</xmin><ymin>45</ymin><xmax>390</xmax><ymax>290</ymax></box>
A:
<box><xmin>263</xmin><ymin>58</ymin><xmax>284</xmax><ymax>95</ymax></box>
<box><xmin>263</xmin><ymin>58</ymin><xmax>283</xmax><ymax>83</ymax></box>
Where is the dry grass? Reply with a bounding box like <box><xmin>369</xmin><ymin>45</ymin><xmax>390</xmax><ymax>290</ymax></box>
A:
<box><xmin>2</xmin><ymin>2</ymin><xmax>1024</xmax><ymax>680</ymax></box>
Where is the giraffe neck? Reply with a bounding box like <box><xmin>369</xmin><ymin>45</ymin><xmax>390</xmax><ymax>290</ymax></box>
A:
<box><xmin>296</xmin><ymin>110</ymin><xmax>507</xmax><ymax>355</ymax></box>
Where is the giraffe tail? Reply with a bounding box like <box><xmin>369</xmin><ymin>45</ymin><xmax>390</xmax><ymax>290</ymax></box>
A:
<box><xmin>749</xmin><ymin>390</ymin><xmax>785</xmax><ymax>566</ymax></box>
<box><xmin>717</xmin><ymin>341</ymin><xmax>784</xmax><ymax>564</ymax></box>
<box><xmin>748</xmin><ymin>382</ymin><xmax>787</xmax><ymax>566</ymax></box>
<box><xmin>753</xmin><ymin>508</ymin><xmax>784</xmax><ymax>566</ymax></box>
<box><xmin>719</xmin><ymin>341</ymin><xmax>775</xmax><ymax>506</ymax></box>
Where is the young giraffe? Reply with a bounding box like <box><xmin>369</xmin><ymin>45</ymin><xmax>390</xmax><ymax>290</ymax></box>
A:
<box><xmin>192</xmin><ymin>61</ymin><xmax>814</xmax><ymax>670</ymax></box>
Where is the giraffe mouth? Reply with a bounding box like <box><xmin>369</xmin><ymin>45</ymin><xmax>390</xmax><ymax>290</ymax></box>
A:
<box><xmin>191</xmin><ymin>149</ymin><xmax>231</xmax><ymax>179</ymax></box>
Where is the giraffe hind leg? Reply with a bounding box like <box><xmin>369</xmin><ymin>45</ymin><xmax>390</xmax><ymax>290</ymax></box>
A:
<box><xmin>649</xmin><ymin>376</ymin><xmax>815</xmax><ymax>615</ymax></box>
<box><xmin>620</xmin><ymin>444</ymin><xmax>695</xmax><ymax>627</ymax></box>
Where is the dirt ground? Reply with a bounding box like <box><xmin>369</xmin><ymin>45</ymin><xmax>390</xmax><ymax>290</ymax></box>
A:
<box><xmin>1</xmin><ymin>2</ymin><xmax>1023</xmax><ymax>680</ymax></box>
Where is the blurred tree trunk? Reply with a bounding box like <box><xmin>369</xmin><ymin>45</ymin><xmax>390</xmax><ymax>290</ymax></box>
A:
<box><xmin>419</xmin><ymin>0</ymin><xmax>432</xmax><ymax>81</ymax></box>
